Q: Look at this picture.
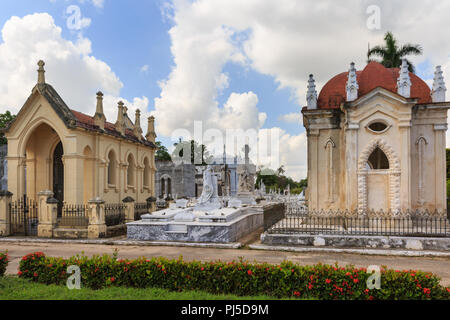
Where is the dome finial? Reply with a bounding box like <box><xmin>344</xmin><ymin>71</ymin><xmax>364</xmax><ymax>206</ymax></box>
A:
<box><xmin>306</xmin><ymin>74</ymin><xmax>318</xmax><ymax>109</ymax></box>
<box><xmin>346</xmin><ymin>62</ymin><xmax>359</xmax><ymax>101</ymax></box>
<box><xmin>397</xmin><ymin>59</ymin><xmax>411</xmax><ymax>98</ymax></box>
<box><xmin>432</xmin><ymin>65</ymin><xmax>446</xmax><ymax>102</ymax></box>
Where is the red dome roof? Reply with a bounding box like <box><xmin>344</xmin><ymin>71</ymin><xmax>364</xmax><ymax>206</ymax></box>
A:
<box><xmin>317</xmin><ymin>61</ymin><xmax>431</xmax><ymax>109</ymax></box>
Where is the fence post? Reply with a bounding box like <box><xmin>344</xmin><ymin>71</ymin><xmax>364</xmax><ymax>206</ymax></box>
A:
<box><xmin>122</xmin><ymin>197</ymin><xmax>135</xmax><ymax>223</ymax></box>
<box><xmin>0</xmin><ymin>191</ymin><xmax>13</xmax><ymax>237</ymax></box>
<box><xmin>88</xmin><ymin>198</ymin><xmax>106</xmax><ymax>239</ymax></box>
<box><xmin>37</xmin><ymin>190</ymin><xmax>57</xmax><ymax>238</ymax></box>
<box><xmin>146</xmin><ymin>196</ymin><xmax>156</xmax><ymax>213</ymax></box>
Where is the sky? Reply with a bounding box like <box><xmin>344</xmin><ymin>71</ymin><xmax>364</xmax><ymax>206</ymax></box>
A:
<box><xmin>0</xmin><ymin>0</ymin><xmax>450</xmax><ymax>181</ymax></box>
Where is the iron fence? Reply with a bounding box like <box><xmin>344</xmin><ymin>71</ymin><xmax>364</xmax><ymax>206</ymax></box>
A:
<box><xmin>266</xmin><ymin>214</ymin><xmax>450</xmax><ymax>238</ymax></box>
<box><xmin>105</xmin><ymin>203</ymin><xmax>126</xmax><ymax>226</ymax></box>
<box><xmin>134</xmin><ymin>202</ymin><xmax>149</xmax><ymax>221</ymax></box>
<box><xmin>9</xmin><ymin>197</ymin><xmax>38</xmax><ymax>236</ymax></box>
<box><xmin>58</xmin><ymin>204</ymin><xmax>89</xmax><ymax>228</ymax></box>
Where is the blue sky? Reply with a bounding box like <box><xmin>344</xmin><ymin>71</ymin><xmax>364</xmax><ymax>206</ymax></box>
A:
<box><xmin>0</xmin><ymin>0</ymin><xmax>449</xmax><ymax>180</ymax></box>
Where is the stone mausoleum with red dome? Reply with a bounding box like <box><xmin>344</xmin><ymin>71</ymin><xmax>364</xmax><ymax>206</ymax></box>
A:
<box><xmin>302</xmin><ymin>60</ymin><xmax>449</xmax><ymax>214</ymax></box>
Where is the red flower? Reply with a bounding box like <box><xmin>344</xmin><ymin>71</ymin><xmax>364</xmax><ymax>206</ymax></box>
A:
<box><xmin>17</xmin><ymin>271</ymin><xmax>23</xmax><ymax>276</ymax></box>
<box><xmin>308</xmin><ymin>283</ymin><xmax>313</xmax><ymax>290</ymax></box>
<box><xmin>201</xmin><ymin>267</ymin><xmax>204</xmax><ymax>271</ymax></box>
<box><xmin>247</xmin><ymin>270</ymin><xmax>253</xmax><ymax>276</ymax></box>
<box><xmin>345</xmin><ymin>272</ymin><xmax>351</xmax><ymax>276</ymax></box>
<box><xmin>291</xmin><ymin>269</ymin><xmax>295</xmax><ymax>273</ymax></box>
<box><xmin>293</xmin><ymin>291</ymin><xmax>301</xmax><ymax>297</ymax></box>
<box><xmin>124</xmin><ymin>268</ymin><xmax>128</xmax><ymax>272</ymax></box>
<box><xmin>364</xmin><ymin>289</ymin><xmax>369</xmax><ymax>294</ymax></box>
<box><xmin>446</xmin><ymin>288</ymin><xmax>450</xmax><ymax>293</ymax></box>
<box><xmin>410</xmin><ymin>273</ymin><xmax>416</xmax><ymax>277</ymax></box>
<box><xmin>353</xmin><ymin>278</ymin><xmax>359</xmax><ymax>284</ymax></box>
<box><xmin>423</xmin><ymin>288</ymin><xmax>431</xmax><ymax>295</ymax></box>
<box><xmin>33</xmin><ymin>272</ymin><xmax>38</xmax><ymax>277</ymax></box>
<box><xmin>22</xmin><ymin>256</ymin><xmax>27</xmax><ymax>261</ymax></box>
<box><xmin>325</xmin><ymin>279</ymin><xmax>332</xmax><ymax>284</ymax></box>
<box><xmin>110</xmin><ymin>277</ymin><xmax>115</xmax><ymax>282</ymax></box>
<box><xmin>368</xmin><ymin>296</ymin><xmax>374</xmax><ymax>300</ymax></box>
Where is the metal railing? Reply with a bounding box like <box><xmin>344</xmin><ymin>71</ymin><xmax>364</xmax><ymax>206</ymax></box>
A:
<box><xmin>265</xmin><ymin>207</ymin><xmax>450</xmax><ymax>238</ymax></box>
<box><xmin>59</xmin><ymin>204</ymin><xmax>89</xmax><ymax>228</ymax></box>
<box><xmin>9</xmin><ymin>197</ymin><xmax>38</xmax><ymax>236</ymax></box>
<box><xmin>134</xmin><ymin>202</ymin><xmax>149</xmax><ymax>221</ymax></box>
<box><xmin>105</xmin><ymin>203</ymin><xmax>126</xmax><ymax>226</ymax></box>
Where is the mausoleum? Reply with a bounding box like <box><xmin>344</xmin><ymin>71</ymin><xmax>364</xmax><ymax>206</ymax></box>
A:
<box><xmin>2</xmin><ymin>61</ymin><xmax>157</xmax><ymax>214</ymax></box>
<box><xmin>302</xmin><ymin>60</ymin><xmax>449</xmax><ymax>214</ymax></box>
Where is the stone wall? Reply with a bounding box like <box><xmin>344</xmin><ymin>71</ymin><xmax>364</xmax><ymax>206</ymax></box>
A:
<box><xmin>261</xmin><ymin>233</ymin><xmax>450</xmax><ymax>251</ymax></box>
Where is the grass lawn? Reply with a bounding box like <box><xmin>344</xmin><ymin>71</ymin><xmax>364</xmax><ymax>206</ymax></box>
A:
<box><xmin>0</xmin><ymin>276</ymin><xmax>286</xmax><ymax>300</ymax></box>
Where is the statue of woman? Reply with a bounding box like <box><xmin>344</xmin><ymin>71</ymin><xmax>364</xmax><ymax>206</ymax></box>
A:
<box><xmin>198</xmin><ymin>165</ymin><xmax>214</xmax><ymax>204</ymax></box>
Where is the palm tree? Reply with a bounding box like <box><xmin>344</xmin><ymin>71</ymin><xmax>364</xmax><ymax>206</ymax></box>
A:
<box><xmin>367</xmin><ymin>32</ymin><xmax>422</xmax><ymax>73</ymax></box>
<box><xmin>277</xmin><ymin>165</ymin><xmax>285</xmax><ymax>176</ymax></box>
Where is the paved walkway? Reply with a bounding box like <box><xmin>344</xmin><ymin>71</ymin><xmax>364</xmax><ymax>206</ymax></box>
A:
<box><xmin>1</xmin><ymin>241</ymin><xmax>450</xmax><ymax>286</ymax></box>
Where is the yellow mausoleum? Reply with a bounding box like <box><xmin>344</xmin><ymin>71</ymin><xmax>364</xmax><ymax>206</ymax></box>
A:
<box><xmin>2</xmin><ymin>61</ymin><xmax>157</xmax><ymax>213</ymax></box>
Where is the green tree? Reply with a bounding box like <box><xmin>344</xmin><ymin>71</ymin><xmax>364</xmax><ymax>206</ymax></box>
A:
<box><xmin>155</xmin><ymin>141</ymin><xmax>172</xmax><ymax>161</ymax></box>
<box><xmin>0</xmin><ymin>111</ymin><xmax>16</xmax><ymax>145</ymax></box>
<box><xmin>367</xmin><ymin>31</ymin><xmax>423</xmax><ymax>73</ymax></box>
<box><xmin>172</xmin><ymin>139</ymin><xmax>212</xmax><ymax>165</ymax></box>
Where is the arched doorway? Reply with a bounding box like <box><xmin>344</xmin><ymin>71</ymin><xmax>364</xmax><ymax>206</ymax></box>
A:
<box><xmin>53</xmin><ymin>142</ymin><xmax>64</xmax><ymax>216</ymax></box>
<box><xmin>23</xmin><ymin>123</ymin><xmax>64</xmax><ymax>203</ymax></box>
<box><xmin>357</xmin><ymin>138</ymin><xmax>401</xmax><ymax>213</ymax></box>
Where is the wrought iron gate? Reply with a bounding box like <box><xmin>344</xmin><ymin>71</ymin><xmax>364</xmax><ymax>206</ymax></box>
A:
<box><xmin>9</xmin><ymin>196</ymin><xmax>38</xmax><ymax>236</ymax></box>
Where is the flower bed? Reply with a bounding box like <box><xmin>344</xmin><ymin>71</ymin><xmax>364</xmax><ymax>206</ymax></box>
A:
<box><xmin>0</xmin><ymin>251</ymin><xmax>8</xmax><ymax>277</ymax></box>
<box><xmin>18</xmin><ymin>252</ymin><xmax>450</xmax><ymax>300</ymax></box>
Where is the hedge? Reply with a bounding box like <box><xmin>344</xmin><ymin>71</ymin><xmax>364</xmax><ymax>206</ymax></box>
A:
<box><xmin>0</xmin><ymin>251</ymin><xmax>8</xmax><ymax>277</ymax></box>
<box><xmin>18</xmin><ymin>252</ymin><xmax>450</xmax><ymax>300</ymax></box>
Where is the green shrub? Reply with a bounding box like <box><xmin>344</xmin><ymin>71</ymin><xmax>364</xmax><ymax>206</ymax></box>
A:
<box><xmin>18</xmin><ymin>252</ymin><xmax>450</xmax><ymax>300</ymax></box>
<box><xmin>0</xmin><ymin>251</ymin><xmax>8</xmax><ymax>277</ymax></box>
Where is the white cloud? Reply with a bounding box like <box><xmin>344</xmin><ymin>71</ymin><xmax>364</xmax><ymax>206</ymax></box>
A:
<box><xmin>50</xmin><ymin>0</ymin><xmax>105</xmax><ymax>8</ymax></box>
<box><xmin>156</xmin><ymin>0</ymin><xmax>450</xmax><ymax>178</ymax></box>
<box><xmin>278</xmin><ymin>112</ymin><xmax>302</xmax><ymax>125</ymax></box>
<box><xmin>140</xmin><ymin>64</ymin><xmax>149</xmax><ymax>74</ymax></box>
<box><xmin>0</xmin><ymin>13</ymin><xmax>148</xmax><ymax>130</ymax></box>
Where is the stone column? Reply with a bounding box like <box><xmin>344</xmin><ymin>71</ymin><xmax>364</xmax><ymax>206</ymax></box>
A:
<box><xmin>307</xmin><ymin>130</ymin><xmax>319</xmax><ymax>209</ymax></box>
<box><xmin>345</xmin><ymin>124</ymin><xmax>359</xmax><ymax>211</ymax></box>
<box><xmin>88</xmin><ymin>198</ymin><xmax>106</xmax><ymax>239</ymax></box>
<box><xmin>37</xmin><ymin>190</ymin><xmax>57</xmax><ymax>238</ymax></box>
<box><xmin>0</xmin><ymin>191</ymin><xmax>13</xmax><ymax>236</ymax></box>
<box><xmin>434</xmin><ymin>124</ymin><xmax>447</xmax><ymax>214</ymax></box>
<box><xmin>63</xmin><ymin>155</ymin><xmax>84</xmax><ymax>204</ymax></box>
<box><xmin>123</xmin><ymin>196</ymin><xmax>135</xmax><ymax>223</ymax></box>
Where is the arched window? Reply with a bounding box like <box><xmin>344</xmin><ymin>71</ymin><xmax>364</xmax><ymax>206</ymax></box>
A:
<box><xmin>107</xmin><ymin>150</ymin><xmax>117</xmax><ymax>186</ymax></box>
<box><xmin>143</xmin><ymin>157</ymin><xmax>150</xmax><ymax>188</ymax></box>
<box><xmin>367</xmin><ymin>147</ymin><xmax>389</xmax><ymax>169</ymax></box>
<box><xmin>127</xmin><ymin>154</ymin><xmax>136</xmax><ymax>187</ymax></box>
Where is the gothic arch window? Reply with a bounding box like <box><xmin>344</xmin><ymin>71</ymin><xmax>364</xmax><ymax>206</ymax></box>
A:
<box><xmin>127</xmin><ymin>154</ymin><xmax>136</xmax><ymax>187</ymax></box>
<box><xmin>107</xmin><ymin>150</ymin><xmax>117</xmax><ymax>186</ymax></box>
<box><xmin>416</xmin><ymin>136</ymin><xmax>428</xmax><ymax>205</ymax></box>
<box><xmin>367</xmin><ymin>147</ymin><xmax>389</xmax><ymax>169</ymax></box>
<box><xmin>324</xmin><ymin>138</ymin><xmax>335</xmax><ymax>203</ymax></box>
